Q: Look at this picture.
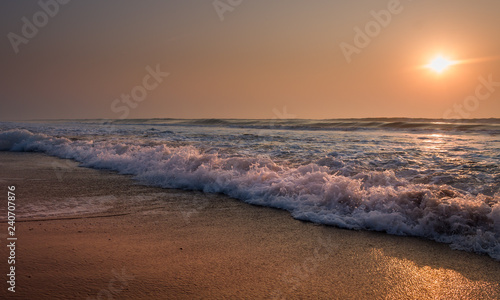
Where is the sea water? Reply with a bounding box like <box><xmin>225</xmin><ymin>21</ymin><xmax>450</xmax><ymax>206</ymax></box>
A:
<box><xmin>0</xmin><ymin>118</ymin><xmax>499</xmax><ymax>259</ymax></box>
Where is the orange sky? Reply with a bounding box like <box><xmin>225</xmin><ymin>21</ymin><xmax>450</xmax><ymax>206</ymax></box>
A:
<box><xmin>1</xmin><ymin>0</ymin><xmax>499</xmax><ymax>120</ymax></box>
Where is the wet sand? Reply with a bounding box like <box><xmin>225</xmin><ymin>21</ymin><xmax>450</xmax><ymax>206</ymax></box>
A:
<box><xmin>0</xmin><ymin>152</ymin><xmax>499</xmax><ymax>299</ymax></box>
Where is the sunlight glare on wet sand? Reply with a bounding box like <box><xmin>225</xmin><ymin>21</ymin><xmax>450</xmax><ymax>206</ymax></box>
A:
<box><xmin>370</xmin><ymin>249</ymin><xmax>500</xmax><ymax>299</ymax></box>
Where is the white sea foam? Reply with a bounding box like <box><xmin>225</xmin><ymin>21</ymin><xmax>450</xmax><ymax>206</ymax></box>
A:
<box><xmin>1</xmin><ymin>128</ymin><xmax>499</xmax><ymax>259</ymax></box>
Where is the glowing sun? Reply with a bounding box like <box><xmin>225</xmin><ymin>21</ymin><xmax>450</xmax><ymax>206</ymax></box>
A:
<box><xmin>427</xmin><ymin>56</ymin><xmax>455</xmax><ymax>73</ymax></box>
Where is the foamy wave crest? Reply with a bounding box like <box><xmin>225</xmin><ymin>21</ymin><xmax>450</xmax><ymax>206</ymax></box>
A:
<box><xmin>2</xmin><ymin>129</ymin><xmax>499</xmax><ymax>259</ymax></box>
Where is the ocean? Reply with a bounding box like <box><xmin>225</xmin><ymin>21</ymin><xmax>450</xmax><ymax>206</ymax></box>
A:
<box><xmin>1</xmin><ymin>118</ymin><xmax>499</xmax><ymax>259</ymax></box>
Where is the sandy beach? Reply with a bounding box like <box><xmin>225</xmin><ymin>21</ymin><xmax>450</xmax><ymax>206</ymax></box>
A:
<box><xmin>0</xmin><ymin>152</ymin><xmax>499</xmax><ymax>299</ymax></box>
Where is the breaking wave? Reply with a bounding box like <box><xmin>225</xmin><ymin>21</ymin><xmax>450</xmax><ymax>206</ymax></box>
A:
<box><xmin>1</xmin><ymin>129</ymin><xmax>499</xmax><ymax>260</ymax></box>
<box><xmin>59</xmin><ymin>118</ymin><xmax>500</xmax><ymax>134</ymax></box>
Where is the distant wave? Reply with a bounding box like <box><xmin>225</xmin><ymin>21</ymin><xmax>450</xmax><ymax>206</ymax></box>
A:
<box><xmin>1</xmin><ymin>129</ymin><xmax>499</xmax><ymax>260</ymax></box>
<box><xmin>30</xmin><ymin>118</ymin><xmax>500</xmax><ymax>134</ymax></box>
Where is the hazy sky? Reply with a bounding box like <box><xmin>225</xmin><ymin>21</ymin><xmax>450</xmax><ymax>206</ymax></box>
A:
<box><xmin>1</xmin><ymin>0</ymin><xmax>499</xmax><ymax>120</ymax></box>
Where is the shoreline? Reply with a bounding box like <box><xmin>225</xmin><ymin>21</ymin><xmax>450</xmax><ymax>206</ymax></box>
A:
<box><xmin>0</xmin><ymin>152</ymin><xmax>499</xmax><ymax>299</ymax></box>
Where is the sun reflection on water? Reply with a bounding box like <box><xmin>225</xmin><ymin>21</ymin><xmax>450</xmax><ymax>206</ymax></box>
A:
<box><xmin>420</xmin><ymin>134</ymin><xmax>447</xmax><ymax>152</ymax></box>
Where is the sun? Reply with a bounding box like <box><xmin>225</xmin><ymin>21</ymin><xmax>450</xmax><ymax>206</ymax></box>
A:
<box><xmin>427</xmin><ymin>56</ymin><xmax>455</xmax><ymax>73</ymax></box>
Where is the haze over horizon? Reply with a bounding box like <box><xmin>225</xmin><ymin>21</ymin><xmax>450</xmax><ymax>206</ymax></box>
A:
<box><xmin>1</xmin><ymin>0</ymin><xmax>500</xmax><ymax>120</ymax></box>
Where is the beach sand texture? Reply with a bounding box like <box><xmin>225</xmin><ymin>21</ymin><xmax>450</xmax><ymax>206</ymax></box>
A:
<box><xmin>0</xmin><ymin>152</ymin><xmax>499</xmax><ymax>299</ymax></box>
